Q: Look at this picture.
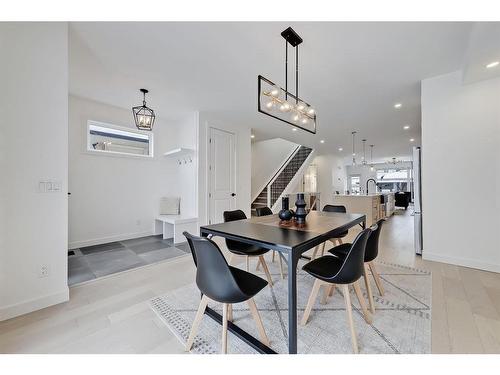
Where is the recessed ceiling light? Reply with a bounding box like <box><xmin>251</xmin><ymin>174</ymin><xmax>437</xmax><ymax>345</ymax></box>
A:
<box><xmin>486</xmin><ymin>61</ymin><xmax>499</xmax><ymax>69</ymax></box>
<box><xmin>394</xmin><ymin>103</ymin><xmax>402</xmax><ymax>109</ymax></box>
<box><xmin>320</xmin><ymin>139</ymin><xmax>325</xmax><ymax>144</ymax></box>
<box><xmin>410</xmin><ymin>138</ymin><xmax>415</xmax><ymax>142</ymax></box>
<box><xmin>338</xmin><ymin>147</ymin><xmax>343</xmax><ymax>152</ymax></box>
<box><xmin>403</xmin><ymin>125</ymin><xmax>410</xmax><ymax>130</ymax></box>
<box><xmin>251</xmin><ymin>134</ymin><xmax>255</xmax><ymax>139</ymax></box>
<box><xmin>292</xmin><ymin>128</ymin><xmax>297</xmax><ymax>132</ymax></box>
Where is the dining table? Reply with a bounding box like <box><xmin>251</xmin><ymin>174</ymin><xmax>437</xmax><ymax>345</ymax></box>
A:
<box><xmin>199</xmin><ymin>210</ymin><xmax>366</xmax><ymax>354</ymax></box>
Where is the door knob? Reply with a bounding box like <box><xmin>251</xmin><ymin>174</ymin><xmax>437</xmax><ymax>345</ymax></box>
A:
<box><xmin>231</xmin><ymin>193</ymin><xmax>236</xmax><ymax>197</ymax></box>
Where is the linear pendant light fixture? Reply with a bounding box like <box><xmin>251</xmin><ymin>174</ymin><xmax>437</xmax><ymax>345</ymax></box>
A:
<box><xmin>258</xmin><ymin>27</ymin><xmax>317</xmax><ymax>134</ymax></box>
<box><xmin>132</xmin><ymin>88</ymin><xmax>156</xmax><ymax>131</ymax></box>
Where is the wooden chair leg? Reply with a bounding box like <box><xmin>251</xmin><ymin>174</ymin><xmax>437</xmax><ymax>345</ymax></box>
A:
<box><xmin>272</xmin><ymin>250</ymin><xmax>276</xmax><ymax>263</ymax></box>
<box><xmin>278</xmin><ymin>253</ymin><xmax>284</xmax><ymax>279</ymax></box>
<box><xmin>186</xmin><ymin>295</ymin><xmax>209</xmax><ymax>351</ymax></box>
<box><xmin>321</xmin><ymin>283</ymin><xmax>335</xmax><ymax>304</ymax></box>
<box><xmin>364</xmin><ymin>264</ymin><xmax>375</xmax><ymax>314</ymax></box>
<box><xmin>247</xmin><ymin>298</ymin><xmax>270</xmax><ymax>346</ymax></box>
<box><xmin>342</xmin><ymin>284</ymin><xmax>359</xmax><ymax>354</ymax></box>
<box><xmin>258</xmin><ymin>255</ymin><xmax>273</xmax><ymax>286</ymax></box>
<box><xmin>301</xmin><ymin>279</ymin><xmax>322</xmax><ymax>325</ymax></box>
<box><xmin>353</xmin><ymin>281</ymin><xmax>372</xmax><ymax>324</ymax></box>
<box><xmin>227</xmin><ymin>304</ymin><xmax>233</xmax><ymax>322</ymax></box>
<box><xmin>328</xmin><ymin>284</ymin><xmax>335</xmax><ymax>297</ymax></box>
<box><xmin>311</xmin><ymin>245</ymin><xmax>319</xmax><ymax>260</ymax></box>
<box><xmin>338</xmin><ymin>238</ymin><xmax>343</xmax><ymax>245</ymax></box>
<box><xmin>246</xmin><ymin>256</ymin><xmax>250</xmax><ymax>272</ymax></box>
<box><xmin>255</xmin><ymin>256</ymin><xmax>261</xmax><ymax>271</ymax></box>
<box><xmin>369</xmin><ymin>261</ymin><xmax>385</xmax><ymax>296</ymax></box>
<box><xmin>222</xmin><ymin>303</ymin><xmax>229</xmax><ymax>354</ymax></box>
<box><xmin>320</xmin><ymin>242</ymin><xmax>326</xmax><ymax>257</ymax></box>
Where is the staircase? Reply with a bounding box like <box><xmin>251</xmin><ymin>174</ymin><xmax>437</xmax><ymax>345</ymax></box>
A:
<box><xmin>251</xmin><ymin>145</ymin><xmax>313</xmax><ymax>216</ymax></box>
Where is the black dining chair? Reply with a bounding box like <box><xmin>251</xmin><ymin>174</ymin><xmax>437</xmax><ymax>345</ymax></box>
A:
<box><xmin>311</xmin><ymin>204</ymin><xmax>349</xmax><ymax>260</ymax></box>
<box><xmin>254</xmin><ymin>206</ymin><xmax>284</xmax><ymax>279</ymax></box>
<box><xmin>301</xmin><ymin>228</ymin><xmax>373</xmax><ymax>354</ymax></box>
<box><xmin>223</xmin><ymin>210</ymin><xmax>274</xmax><ymax>286</ymax></box>
<box><xmin>255</xmin><ymin>206</ymin><xmax>272</xmax><ymax>217</ymax></box>
<box><xmin>328</xmin><ymin>219</ymin><xmax>386</xmax><ymax>313</ymax></box>
<box><xmin>183</xmin><ymin>232</ymin><xmax>270</xmax><ymax>354</ymax></box>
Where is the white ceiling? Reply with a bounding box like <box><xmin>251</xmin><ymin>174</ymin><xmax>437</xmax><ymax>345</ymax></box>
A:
<box><xmin>69</xmin><ymin>22</ymin><xmax>498</xmax><ymax>161</ymax></box>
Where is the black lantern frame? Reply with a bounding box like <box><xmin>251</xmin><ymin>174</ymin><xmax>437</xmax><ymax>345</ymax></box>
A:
<box><xmin>132</xmin><ymin>88</ymin><xmax>156</xmax><ymax>131</ymax></box>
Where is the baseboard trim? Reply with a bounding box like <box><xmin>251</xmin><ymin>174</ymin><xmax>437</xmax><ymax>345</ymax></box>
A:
<box><xmin>0</xmin><ymin>288</ymin><xmax>69</xmax><ymax>322</ymax></box>
<box><xmin>423</xmin><ymin>251</ymin><xmax>500</xmax><ymax>273</ymax></box>
<box><xmin>69</xmin><ymin>230</ymin><xmax>157</xmax><ymax>249</ymax></box>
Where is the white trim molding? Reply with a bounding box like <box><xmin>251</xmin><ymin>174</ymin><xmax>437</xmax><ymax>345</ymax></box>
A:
<box><xmin>69</xmin><ymin>230</ymin><xmax>155</xmax><ymax>249</ymax></box>
<box><xmin>423</xmin><ymin>251</ymin><xmax>500</xmax><ymax>274</ymax></box>
<box><xmin>0</xmin><ymin>288</ymin><xmax>69</xmax><ymax>322</ymax></box>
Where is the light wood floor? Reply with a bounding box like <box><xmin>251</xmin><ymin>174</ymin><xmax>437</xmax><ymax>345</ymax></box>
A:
<box><xmin>1</xmin><ymin>209</ymin><xmax>500</xmax><ymax>353</ymax></box>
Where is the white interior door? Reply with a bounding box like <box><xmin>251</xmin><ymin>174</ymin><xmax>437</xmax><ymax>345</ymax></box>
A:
<box><xmin>209</xmin><ymin>127</ymin><xmax>236</xmax><ymax>224</ymax></box>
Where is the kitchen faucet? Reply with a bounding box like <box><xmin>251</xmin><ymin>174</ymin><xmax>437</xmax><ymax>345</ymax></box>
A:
<box><xmin>366</xmin><ymin>178</ymin><xmax>377</xmax><ymax>195</ymax></box>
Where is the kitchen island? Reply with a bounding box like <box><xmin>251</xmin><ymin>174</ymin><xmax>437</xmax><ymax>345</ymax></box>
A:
<box><xmin>332</xmin><ymin>193</ymin><xmax>395</xmax><ymax>226</ymax></box>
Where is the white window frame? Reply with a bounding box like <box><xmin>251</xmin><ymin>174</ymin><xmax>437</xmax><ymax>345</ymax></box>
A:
<box><xmin>86</xmin><ymin>120</ymin><xmax>154</xmax><ymax>159</ymax></box>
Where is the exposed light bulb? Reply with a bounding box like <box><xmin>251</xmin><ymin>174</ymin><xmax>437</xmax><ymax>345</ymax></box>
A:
<box><xmin>320</xmin><ymin>140</ymin><xmax>325</xmax><ymax>144</ymax></box>
<box><xmin>265</xmin><ymin>100</ymin><xmax>274</xmax><ymax>110</ymax></box>
<box><xmin>301</xmin><ymin>117</ymin><xmax>309</xmax><ymax>125</ymax></box>
<box><xmin>370</xmin><ymin>166</ymin><xmax>374</xmax><ymax>171</ymax></box>
<box><xmin>296</xmin><ymin>102</ymin><xmax>306</xmax><ymax>111</ymax></box>
<box><xmin>291</xmin><ymin>113</ymin><xmax>300</xmax><ymax>122</ymax></box>
<box><xmin>270</xmin><ymin>86</ymin><xmax>280</xmax><ymax>98</ymax></box>
<box><xmin>486</xmin><ymin>61</ymin><xmax>499</xmax><ymax>69</ymax></box>
<box><xmin>280</xmin><ymin>101</ymin><xmax>292</xmax><ymax>112</ymax></box>
<box><xmin>338</xmin><ymin>147</ymin><xmax>343</xmax><ymax>152</ymax></box>
<box><xmin>251</xmin><ymin>134</ymin><xmax>255</xmax><ymax>139</ymax></box>
<box><xmin>307</xmin><ymin>108</ymin><xmax>315</xmax><ymax>115</ymax></box>
<box><xmin>394</xmin><ymin>103</ymin><xmax>402</xmax><ymax>109</ymax></box>
<box><xmin>403</xmin><ymin>125</ymin><xmax>410</xmax><ymax>130</ymax></box>
<box><xmin>292</xmin><ymin>128</ymin><xmax>297</xmax><ymax>132</ymax></box>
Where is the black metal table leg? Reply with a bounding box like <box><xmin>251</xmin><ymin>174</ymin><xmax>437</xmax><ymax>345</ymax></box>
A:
<box><xmin>287</xmin><ymin>251</ymin><xmax>299</xmax><ymax>354</ymax></box>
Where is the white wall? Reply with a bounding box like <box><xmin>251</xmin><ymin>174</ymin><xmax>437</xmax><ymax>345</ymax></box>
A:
<box><xmin>0</xmin><ymin>23</ymin><xmax>69</xmax><ymax>320</ymax></box>
<box><xmin>421</xmin><ymin>71</ymin><xmax>500</xmax><ymax>272</ymax></box>
<box><xmin>251</xmin><ymin>138</ymin><xmax>298</xmax><ymax>199</ymax></box>
<box><xmin>197</xmin><ymin>112</ymin><xmax>251</xmax><ymax>225</ymax></box>
<box><xmin>68</xmin><ymin>95</ymin><xmax>198</xmax><ymax>248</ymax></box>
<box><xmin>312</xmin><ymin>154</ymin><xmax>347</xmax><ymax>208</ymax></box>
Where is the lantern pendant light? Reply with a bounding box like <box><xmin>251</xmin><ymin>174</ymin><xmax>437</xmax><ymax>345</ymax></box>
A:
<box><xmin>132</xmin><ymin>88</ymin><xmax>156</xmax><ymax>131</ymax></box>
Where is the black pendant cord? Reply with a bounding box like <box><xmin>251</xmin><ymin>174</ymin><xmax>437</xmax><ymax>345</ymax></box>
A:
<box><xmin>296</xmin><ymin>45</ymin><xmax>299</xmax><ymax>104</ymax></box>
<box><xmin>285</xmin><ymin>40</ymin><xmax>288</xmax><ymax>101</ymax></box>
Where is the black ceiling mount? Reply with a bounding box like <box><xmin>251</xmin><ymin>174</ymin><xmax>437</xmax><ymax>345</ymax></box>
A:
<box><xmin>281</xmin><ymin>27</ymin><xmax>303</xmax><ymax>47</ymax></box>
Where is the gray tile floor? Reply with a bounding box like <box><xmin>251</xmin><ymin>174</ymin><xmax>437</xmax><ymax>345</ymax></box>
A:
<box><xmin>68</xmin><ymin>235</ymin><xmax>190</xmax><ymax>286</ymax></box>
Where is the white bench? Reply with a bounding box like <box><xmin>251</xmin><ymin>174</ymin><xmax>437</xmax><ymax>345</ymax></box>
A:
<box><xmin>155</xmin><ymin>215</ymin><xmax>198</xmax><ymax>244</ymax></box>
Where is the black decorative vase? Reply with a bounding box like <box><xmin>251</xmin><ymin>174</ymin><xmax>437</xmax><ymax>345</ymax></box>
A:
<box><xmin>294</xmin><ymin>193</ymin><xmax>308</xmax><ymax>226</ymax></box>
<box><xmin>279</xmin><ymin>197</ymin><xmax>293</xmax><ymax>223</ymax></box>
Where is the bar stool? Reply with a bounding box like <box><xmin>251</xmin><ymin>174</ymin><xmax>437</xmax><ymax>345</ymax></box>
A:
<box><xmin>311</xmin><ymin>204</ymin><xmax>349</xmax><ymax>259</ymax></box>
<box><xmin>223</xmin><ymin>210</ymin><xmax>274</xmax><ymax>286</ymax></box>
<box><xmin>254</xmin><ymin>206</ymin><xmax>284</xmax><ymax>279</ymax></box>
<box><xmin>183</xmin><ymin>232</ymin><xmax>270</xmax><ymax>354</ymax></box>
<box><xmin>328</xmin><ymin>219</ymin><xmax>386</xmax><ymax>313</ymax></box>
<box><xmin>301</xmin><ymin>228</ymin><xmax>373</xmax><ymax>354</ymax></box>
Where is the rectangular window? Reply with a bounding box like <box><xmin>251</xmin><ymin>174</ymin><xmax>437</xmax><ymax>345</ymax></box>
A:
<box><xmin>86</xmin><ymin>120</ymin><xmax>153</xmax><ymax>158</ymax></box>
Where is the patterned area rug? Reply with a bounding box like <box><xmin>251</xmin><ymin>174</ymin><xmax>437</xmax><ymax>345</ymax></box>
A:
<box><xmin>150</xmin><ymin>258</ymin><xmax>431</xmax><ymax>354</ymax></box>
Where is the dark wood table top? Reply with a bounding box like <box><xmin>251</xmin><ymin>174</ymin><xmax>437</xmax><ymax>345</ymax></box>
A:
<box><xmin>200</xmin><ymin>211</ymin><xmax>366</xmax><ymax>253</ymax></box>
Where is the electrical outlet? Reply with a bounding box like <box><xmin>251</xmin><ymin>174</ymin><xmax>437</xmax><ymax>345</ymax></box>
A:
<box><xmin>39</xmin><ymin>265</ymin><xmax>49</xmax><ymax>278</ymax></box>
